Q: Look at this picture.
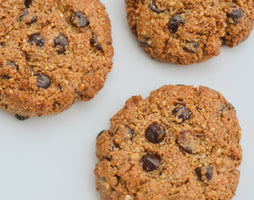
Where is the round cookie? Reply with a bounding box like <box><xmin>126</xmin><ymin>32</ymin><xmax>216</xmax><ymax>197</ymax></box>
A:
<box><xmin>95</xmin><ymin>85</ymin><xmax>242</xmax><ymax>200</ymax></box>
<box><xmin>0</xmin><ymin>0</ymin><xmax>113</xmax><ymax>119</ymax></box>
<box><xmin>125</xmin><ymin>0</ymin><xmax>254</xmax><ymax>65</ymax></box>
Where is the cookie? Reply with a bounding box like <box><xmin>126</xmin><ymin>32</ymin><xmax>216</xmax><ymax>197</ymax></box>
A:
<box><xmin>0</xmin><ymin>0</ymin><xmax>113</xmax><ymax>119</ymax></box>
<box><xmin>126</xmin><ymin>0</ymin><xmax>254</xmax><ymax>65</ymax></box>
<box><xmin>94</xmin><ymin>85</ymin><xmax>242</xmax><ymax>200</ymax></box>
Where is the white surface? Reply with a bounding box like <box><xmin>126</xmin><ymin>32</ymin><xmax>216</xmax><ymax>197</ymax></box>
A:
<box><xmin>0</xmin><ymin>1</ymin><xmax>254</xmax><ymax>199</ymax></box>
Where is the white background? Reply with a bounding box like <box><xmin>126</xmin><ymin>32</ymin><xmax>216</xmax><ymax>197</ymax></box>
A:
<box><xmin>0</xmin><ymin>0</ymin><xmax>254</xmax><ymax>199</ymax></box>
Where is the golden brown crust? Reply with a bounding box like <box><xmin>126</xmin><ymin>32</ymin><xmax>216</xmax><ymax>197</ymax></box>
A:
<box><xmin>0</xmin><ymin>0</ymin><xmax>113</xmax><ymax>118</ymax></box>
<box><xmin>95</xmin><ymin>85</ymin><xmax>242</xmax><ymax>200</ymax></box>
<box><xmin>125</xmin><ymin>0</ymin><xmax>254</xmax><ymax>65</ymax></box>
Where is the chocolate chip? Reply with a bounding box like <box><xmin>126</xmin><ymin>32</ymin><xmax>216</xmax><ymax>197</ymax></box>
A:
<box><xmin>183</xmin><ymin>41</ymin><xmax>199</xmax><ymax>53</ymax></box>
<box><xmin>115</xmin><ymin>175</ymin><xmax>120</xmax><ymax>186</ymax></box>
<box><xmin>96</xmin><ymin>130</ymin><xmax>105</xmax><ymax>140</ymax></box>
<box><xmin>114</xmin><ymin>127</ymin><xmax>120</xmax><ymax>135</ymax></box>
<box><xmin>70</xmin><ymin>11</ymin><xmax>89</xmax><ymax>28</ymax></box>
<box><xmin>24</xmin><ymin>0</ymin><xmax>33</xmax><ymax>8</ymax></box>
<box><xmin>15</xmin><ymin>114</ymin><xmax>29</xmax><ymax>121</ymax></box>
<box><xmin>114</xmin><ymin>126</ymin><xmax>128</xmax><ymax>135</ymax></box>
<box><xmin>0</xmin><ymin>42</ymin><xmax>4</xmax><ymax>46</ymax></box>
<box><xmin>3</xmin><ymin>75</ymin><xmax>10</xmax><ymax>79</ymax></box>
<box><xmin>195</xmin><ymin>167</ymin><xmax>202</xmax><ymax>181</ymax></box>
<box><xmin>220</xmin><ymin>103</ymin><xmax>235</xmax><ymax>117</ymax></box>
<box><xmin>28</xmin><ymin>33</ymin><xmax>45</xmax><ymax>47</ymax></box>
<box><xmin>90</xmin><ymin>34</ymin><xmax>103</xmax><ymax>51</ymax></box>
<box><xmin>220</xmin><ymin>103</ymin><xmax>233</xmax><ymax>112</ymax></box>
<box><xmin>22</xmin><ymin>50</ymin><xmax>30</xmax><ymax>61</ymax></box>
<box><xmin>139</xmin><ymin>37</ymin><xmax>150</xmax><ymax>47</ymax></box>
<box><xmin>113</xmin><ymin>140</ymin><xmax>120</xmax><ymax>149</ymax></box>
<box><xmin>205</xmin><ymin>165</ymin><xmax>213</xmax><ymax>181</ymax></box>
<box><xmin>139</xmin><ymin>41</ymin><xmax>149</xmax><ymax>47</ymax></box>
<box><xmin>36</xmin><ymin>73</ymin><xmax>51</xmax><ymax>89</ymax></box>
<box><xmin>227</xmin><ymin>8</ymin><xmax>243</xmax><ymax>24</ymax></box>
<box><xmin>7</xmin><ymin>61</ymin><xmax>19</xmax><ymax>71</ymax></box>
<box><xmin>103</xmin><ymin>156</ymin><xmax>111</xmax><ymax>161</ymax></box>
<box><xmin>26</xmin><ymin>16</ymin><xmax>37</xmax><ymax>25</ymax></box>
<box><xmin>168</xmin><ymin>14</ymin><xmax>185</xmax><ymax>33</ymax></box>
<box><xmin>125</xmin><ymin>125</ymin><xmax>133</xmax><ymax>139</ymax></box>
<box><xmin>148</xmin><ymin>1</ymin><xmax>165</xmax><ymax>13</ymax></box>
<box><xmin>177</xmin><ymin>130</ymin><xmax>194</xmax><ymax>154</ymax></box>
<box><xmin>172</xmin><ymin>105</ymin><xmax>191</xmax><ymax>122</ymax></box>
<box><xmin>142</xmin><ymin>153</ymin><xmax>162</xmax><ymax>172</ymax></box>
<box><xmin>114</xmin><ymin>125</ymin><xmax>133</xmax><ymax>145</ymax></box>
<box><xmin>145</xmin><ymin>123</ymin><xmax>165</xmax><ymax>144</ymax></box>
<box><xmin>19</xmin><ymin>9</ymin><xmax>29</xmax><ymax>21</ymax></box>
<box><xmin>54</xmin><ymin>33</ymin><xmax>69</xmax><ymax>54</ymax></box>
<box><xmin>221</xmin><ymin>37</ymin><xmax>226</xmax><ymax>45</ymax></box>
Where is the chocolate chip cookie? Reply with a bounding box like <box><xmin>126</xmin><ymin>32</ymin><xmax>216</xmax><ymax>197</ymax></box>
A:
<box><xmin>126</xmin><ymin>0</ymin><xmax>254</xmax><ymax>65</ymax></box>
<box><xmin>0</xmin><ymin>0</ymin><xmax>113</xmax><ymax>119</ymax></box>
<box><xmin>95</xmin><ymin>85</ymin><xmax>242</xmax><ymax>199</ymax></box>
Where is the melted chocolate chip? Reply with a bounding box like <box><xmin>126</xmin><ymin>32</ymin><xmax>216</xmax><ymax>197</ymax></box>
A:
<box><xmin>142</xmin><ymin>153</ymin><xmax>162</xmax><ymax>172</ymax></box>
<box><xmin>183</xmin><ymin>41</ymin><xmax>199</xmax><ymax>53</ymax></box>
<box><xmin>15</xmin><ymin>114</ymin><xmax>29</xmax><ymax>121</ymax></box>
<box><xmin>168</xmin><ymin>14</ymin><xmax>185</xmax><ymax>33</ymax></box>
<box><xmin>28</xmin><ymin>33</ymin><xmax>45</xmax><ymax>47</ymax></box>
<box><xmin>70</xmin><ymin>11</ymin><xmax>89</xmax><ymax>28</ymax></box>
<box><xmin>195</xmin><ymin>167</ymin><xmax>202</xmax><ymax>181</ymax></box>
<box><xmin>172</xmin><ymin>105</ymin><xmax>191</xmax><ymax>122</ymax></box>
<box><xmin>7</xmin><ymin>61</ymin><xmax>19</xmax><ymax>71</ymax></box>
<box><xmin>145</xmin><ymin>123</ymin><xmax>165</xmax><ymax>144</ymax></box>
<box><xmin>24</xmin><ymin>0</ymin><xmax>33</xmax><ymax>8</ymax></box>
<box><xmin>227</xmin><ymin>8</ymin><xmax>243</xmax><ymax>24</ymax></box>
<box><xmin>96</xmin><ymin>130</ymin><xmax>105</xmax><ymax>140</ymax></box>
<box><xmin>0</xmin><ymin>42</ymin><xmax>4</xmax><ymax>46</ymax></box>
<box><xmin>148</xmin><ymin>1</ymin><xmax>165</xmax><ymax>13</ymax></box>
<box><xmin>205</xmin><ymin>165</ymin><xmax>213</xmax><ymax>180</ymax></box>
<box><xmin>37</xmin><ymin>73</ymin><xmax>51</xmax><ymax>89</ymax></box>
<box><xmin>54</xmin><ymin>33</ymin><xmax>69</xmax><ymax>54</ymax></box>
<box><xmin>90</xmin><ymin>34</ymin><xmax>103</xmax><ymax>51</ymax></box>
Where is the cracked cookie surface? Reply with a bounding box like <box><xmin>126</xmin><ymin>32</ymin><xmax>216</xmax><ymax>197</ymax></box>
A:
<box><xmin>0</xmin><ymin>0</ymin><xmax>113</xmax><ymax>119</ymax></box>
<box><xmin>126</xmin><ymin>0</ymin><xmax>254</xmax><ymax>65</ymax></box>
<box><xmin>94</xmin><ymin>85</ymin><xmax>242</xmax><ymax>200</ymax></box>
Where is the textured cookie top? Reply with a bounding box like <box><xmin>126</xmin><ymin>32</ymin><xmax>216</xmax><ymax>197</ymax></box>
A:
<box><xmin>0</xmin><ymin>0</ymin><xmax>113</xmax><ymax>118</ymax></box>
<box><xmin>126</xmin><ymin>0</ymin><xmax>254</xmax><ymax>64</ymax></box>
<box><xmin>95</xmin><ymin>85</ymin><xmax>242</xmax><ymax>200</ymax></box>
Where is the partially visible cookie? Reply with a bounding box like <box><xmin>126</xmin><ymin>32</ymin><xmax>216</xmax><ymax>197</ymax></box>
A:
<box><xmin>95</xmin><ymin>85</ymin><xmax>242</xmax><ymax>200</ymax></box>
<box><xmin>0</xmin><ymin>0</ymin><xmax>113</xmax><ymax>119</ymax></box>
<box><xmin>126</xmin><ymin>0</ymin><xmax>254</xmax><ymax>65</ymax></box>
